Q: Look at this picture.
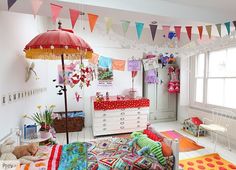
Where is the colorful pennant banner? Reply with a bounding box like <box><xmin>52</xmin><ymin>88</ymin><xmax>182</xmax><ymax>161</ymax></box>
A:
<box><xmin>216</xmin><ymin>23</ymin><xmax>222</xmax><ymax>37</ymax></box>
<box><xmin>206</xmin><ymin>25</ymin><xmax>212</xmax><ymax>39</ymax></box>
<box><xmin>197</xmin><ymin>26</ymin><xmax>203</xmax><ymax>40</ymax></box>
<box><xmin>135</xmin><ymin>22</ymin><xmax>144</xmax><ymax>40</ymax></box>
<box><xmin>50</xmin><ymin>3</ymin><xmax>63</xmax><ymax>23</ymax></box>
<box><xmin>121</xmin><ymin>20</ymin><xmax>130</xmax><ymax>35</ymax></box>
<box><xmin>225</xmin><ymin>22</ymin><xmax>231</xmax><ymax>35</ymax></box>
<box><xmin>8</xmin><ymin>0</ymin><xmax>17</xmax><ymax>10</ymax></box>
<box><xmin>112</xmin><ymin>59</ymin><xmax>126</xmax><ymax>71</ymax></box>
<box><xmin>162</xmin><ymin>25</ymin><xmax>170</xmax><ymax>38</ymax></box>
<box><xmin>149</xmin><ymin>24</ymin><xmax>158</xmax><ymax>41</ymax></box>
<box><xmin>185</xmin><ymin>26</ymin><xmax>192</xmax><ymax>41</ymax></box>
<box><xmin>87</xmin><ymin>13</ymin><xmax>98</xmax><ymax>32</ymax></box>
<box><xmin>105</xmin><ymin>17</ymin><xmax>112</xmax><ymax>34</ymax></box>
<box><xmin>174</xmin><ymin>26</ymin><xmax>181</xmax><ymax>41</ymax></box>
<box><xmin>69</xmin><ymin>9</ymin><xmax>80</xmax><ymax>29</ymax></box>
<box><xmin>31</xmin><ymin>0</ymin><xmax>43</xmax><ymax>18</ymax></box>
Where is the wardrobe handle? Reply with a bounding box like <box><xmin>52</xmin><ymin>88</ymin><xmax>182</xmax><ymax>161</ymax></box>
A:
<box><xmin>120</xmin><ymin>118</ymin><xmax>124</xmax><ymax>121</ymax></box>
<box><xmin>103</xmin><ymin>128</ymin><xmax>106</xmax><ymax>131</ymax></box>
<box><xmin>121</xmin><ymin>112</ymin><xmax>125</xmax><ymax>115</ymax></box>
<box><xmin>137</xmin><ymin>121</ymin><xmax>140</xmax><ymax>123</ymax></box>
<box><xmin>137</xmin><ymin>112</ymin><xmax>141</xmax><ymax>114</ymax></box>
<box><xmin>137</xmin><ymin>116</ymin><xmax>140</xmax><ymax>119</ymax></box>
<box><xmin>137</xmin><ymin>125</ymin><xmax>140</xmax><ymax>127</ymax></box>
<box><xmin>120</xmin><ymin>126</ymin><xmax>124</xmax><ymax>129</ymax></box>
<box><xmin>120</xmin><ymin>122</ymin><xmax>124</xmax><ymax>125</ymax></box>
<box><xmin>103</xmin><ymin>113</ymin><xmax>106</xmax><ymax>116</ymax></box>
<box><xmin>103</xmin><ymin>124</ymin><xmax>106</xmax><ymax>126</ymax></box>
<box><xmin>103</xmin><ymin>119</ymin><xmax>106</xmax><ymax>122</ymax></box>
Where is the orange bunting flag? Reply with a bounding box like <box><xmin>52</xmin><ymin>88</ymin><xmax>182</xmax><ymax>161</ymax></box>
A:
<box><xmin>197</xmin><ymin>26</ymin><xmax>203</xmax><ymax>40</ymax></box>
<box><xmin>69</xmin><ymin>9</ymin><xmax>80</xmax><ymax>29</ymax></box>
<box><xmin>205</xmin><ymin>25</ymin><xmax>212</xmax><ymax>39</ymax></box>
<box><xmin>185</xmin><ymin>26</ymin><xmax>192</xmax><ymax>41</ymax></box>
<box><xmin>112</xmin><ymin>59</ymin><xmax>126</xmax><ymax>71</ymax></box>
<box><xmin>87</xmin><ymin>13</ymin><xmax>98</xmax><ymax>32</ymax></box>
<box><xmin>88</xmin><ymin>53</ymin><xmax>99</xmax><ymax>65</ymax></box>
<box><xmin>174</xmin><ymin>26</ymin><xmax>181</xmax><ymax>41</ymax></box>
<box><xmin>50</xmin><ymin>3</ymin><xmax>63</xmax><ymax>23</ymax></box>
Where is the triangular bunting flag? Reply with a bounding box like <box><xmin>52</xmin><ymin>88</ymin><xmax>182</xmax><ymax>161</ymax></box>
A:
<box><xmin>121</xmin><ymin>20</ymin><xmax>130</xmax><ymax>35</ymax></box>
<box><xmin>197</xmin><ymin>26</ymin><xmax>203</xmax><ymax>40</ymax></box>
<box><xmin>135</xmin><ymin>22</ymin><xmax>144</xmax><ymax>40</ymax></box>
<box><xmin>206</xmin><ymin>25</ymin><xmax>212</xmax><ymax>39</ymax></box>
<box><xmin>162</xmin><ymin>25</ymin><xmax>170</xmax><ymax>38</ymax></box>
<box><xmin>185</xmin><ymin>26</ymin><xmax>192</xmax><ymax>41</ymax></box>
<box><xmin>87</xmin><ymin>13</ymin><xmax>98</xmax><ymax>32</ymax></box>
<box><xmin>149</xmin><ymin>24</ymin><xmax>158</xmax><ymax>41</ymax></box>
<box><xmin>225</xmin><ymin>22</ymin><xmax>231</xmax><ymax>35</ymax></box>
<box><xmin>105</xmin><ymin>17</ymin><xmax>112</xmax><ymax>34</ymax></box>
<box><xmin>31</xmin><ymin>0</ymin><xmax>43</xmax><ymax>18</ymax></box>
<box><xmin>215</xmin><ymin>23</ymin><xmax>222</xmax><ymax>37</ymax></box>
<box><xmin>174</xmin><ymin>26</ymin><xmax>181</xmax><ymax>41</ymax></box>
<box><xmin>50</xmin><ymin>3</ymin><xmax>63</xmax><ymax>23</ymax></box>
<box><xmin>69</xmin><ymin>9</ymin><xmax>80</xmax><ymax>29</ymax></box>
<box><xmin>233</xmin><ymin>21</ymin><xmax>236</xmax><ymax>31</ymax></box>
<box><xmin>8</xmin><ymin>0</ymin><xmax>17</xmax><ymax>10</ymax></box>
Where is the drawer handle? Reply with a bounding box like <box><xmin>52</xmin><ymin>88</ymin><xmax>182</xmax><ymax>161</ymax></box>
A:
<box><xmin>103</xmin><ymin>119</ymin><xmax>106</xmax><ymax>122</ymax></box>
<box><xmin>120</xmin><ymin>122</ymin><xmax>124</xmax><ymax>125</ymax></box>
<box><xmin>137</xmin><ymin>125</ymin><xmax>140</xmax><ymax>127</ymax></box>
<box><xmin>137</xmin><ymin>112</ymin><xmax>141</xmax><ymax>114</ymax></box>
<box><xmin>103</xmin><ymin>113</ymin><xmax>106</xmax><ymax>116</ymax></box>
<box><xmin>121</xmin><ymin>112</ymin><xmax>125</xmax><ymax>115</ymax></box>
<box><xmin>120</xmin><ymin>118</ymin><xmax>124</xmax><ymax>121</ymax></box>
<box><xmin>137</xmin><ymin>117</ymin><xmax>140</xmax><ymax>119</ymax></box>
<box><xmin>120</xmin><ymin>126</ymin><xmax>124</xmax><ymax>129</ymax></box>
<box><xmin>103</xmin><ymin>128</ymin><xmax>106</xmax><ymax>131</ymax></box>
<box><xmin>137</xmin><ymin>121</ymin><xmax>140</xmax><ymax>123</ymax></box>
<box><xmin>103</xmin><ymin>124</ymin><xmax>106</xmax><ymax>126</ymax></box>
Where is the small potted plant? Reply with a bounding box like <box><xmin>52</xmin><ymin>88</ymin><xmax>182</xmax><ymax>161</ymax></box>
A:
<box><xmin>25</xmin><ymin>105</ymin><xmax>56</xmax><ymax>139</ymax></box>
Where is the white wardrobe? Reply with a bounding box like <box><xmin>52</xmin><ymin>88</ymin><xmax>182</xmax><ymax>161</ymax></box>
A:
<box><xmin>144</xmin><ymin>66</ymin><xmax>177</xmax><ymax>122</ymax></box>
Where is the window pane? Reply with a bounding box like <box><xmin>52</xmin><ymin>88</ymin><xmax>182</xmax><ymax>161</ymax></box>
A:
<box><xmin>209</xmin><ymin>50</ymin><xmax>226</xmax><ymax>77</ymax></box>
<box><xmin>207</xmin><ymin>79</ymin><xmax>224</xmax><ymax>106</ymax></box>
<box><xmin>226</xmin><ymin>48</ymin><xmax>236</xmax><ymax>77</ymax></box>
<box><xmin>195</xmin><ymin>78</ymin><xmax>204</xmax><ymax>103</ymax></box>
<box><xmin>195</xmin><ymin>54</ymin><xmax>205</xmax><ymax>77</ymax></box>
<box><xmin>224</xmin><ymin>78</ymin><xmax>236</xmax><ymax>108</ymax></box>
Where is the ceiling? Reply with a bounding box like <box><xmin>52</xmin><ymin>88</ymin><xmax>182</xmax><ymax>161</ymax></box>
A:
<box><xmin>0</xmin><ymin>0</ymin><xmax>235</xmax><ymax>34</ymax></box>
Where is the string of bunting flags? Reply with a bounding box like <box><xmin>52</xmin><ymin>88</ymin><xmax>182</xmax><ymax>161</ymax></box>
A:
<box><xmin>7</xmin><ymin>0</ymin><xmax>236</xmax><ymax>41</ymax></box>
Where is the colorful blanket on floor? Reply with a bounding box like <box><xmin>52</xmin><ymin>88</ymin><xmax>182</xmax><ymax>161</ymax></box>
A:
<box><xmin>161</xmin><ymin>130</ymin><xmax>204</xmax><ymax>152</ymax></box>
<box><xmin>179</xmin><ymin>153</ymin><xmax>236</xmax><ymax>170</ymax></box>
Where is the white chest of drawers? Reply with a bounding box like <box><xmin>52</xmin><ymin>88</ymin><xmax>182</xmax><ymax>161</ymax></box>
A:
<box><xmin>91</xmin><ymin>97</ymin><xmax>149</xmax><ymax>136</ymax></box>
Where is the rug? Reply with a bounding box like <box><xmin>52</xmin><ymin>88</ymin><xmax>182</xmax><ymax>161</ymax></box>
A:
<box><xmin>179</xmin><ymin>153</ymin><xmax>236</xmax><ymax>170</ymax></box>
<box><xmin>161</xmin><ymin>130</ymin><xmax>204</xmax><ymax>152</ymax></box>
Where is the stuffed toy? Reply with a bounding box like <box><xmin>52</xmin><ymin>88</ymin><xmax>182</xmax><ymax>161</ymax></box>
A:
<box><xmin>0</xmin><ymin>138</ymin><xmax>17</xmax><ymax>160</ymax></box>
<box><xmin>130</xmin><ymin>132</ymin><xmax>166</xmax><ymax>166</ymax></box>
<box><xmin>13</xmin><ymin>143</ymin><xmax>38</xmax><ymax>159</ymax></box>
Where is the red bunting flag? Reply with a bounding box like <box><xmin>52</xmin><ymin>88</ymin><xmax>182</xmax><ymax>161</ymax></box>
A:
<box><xmin>162</xmin><ymin>25</ymin><xmax>170</xmax><ymax>38</ymax></box>
<box><xmin>197</xmin><ymin>26</ymin><xmax>203</xmax><ymax>40</ymax></box>
<box><xmin>185</xmin><ymin>26</ymin><xmax>192</xmax><ymax>41</ymax></box>
<box><xmin>87</xmin><ymin>13</ymin><xmax>98</xmax><ymax>32</ymax></box>
<box><xmin>174</xmin><ymin>26</ymin><xmax>181</xmax><ymax>41</ymax></box>
<box><xmin>31</xmin><ymin>0</ymin><xmax>43</xmax><ymax>18</ymax></box>
<box><xmin>69</xmin><ymin>9</ymin><xmax>80</xmax><ymax>29</ymax></box>
<box><xmin>50</xmin><ymin>3</ymin><xmax>63</xmax><ymax>23</ymax></box>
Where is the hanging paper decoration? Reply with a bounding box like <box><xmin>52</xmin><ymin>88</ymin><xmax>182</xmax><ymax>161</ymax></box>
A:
<box><xmin>88</xmin><ymin>53</ymin><xmax>99</xmax><ymax>65</ymax></box>
<box><xmin>206</xmin><ymin>25</ymin><xmax>212</xmax><ymax>39</ymax></box>
<box><xmin>145</xmin><ymin>69</ymin><xmax>158</xmax><ymax>84</ymax></box>
<box><xmin>75</xmin><ymin>92</ymin><xmax>82</xmax><ymax>102</ymax></box>
<box><xmin>216</xmin><ymin>23</ymin><xmax>222</xmax><ymax>37</ymax></box>
<box><xmin>87</xmin><ymin>13</ymin><xmax>98</xmax><ymax>32</ymax></box>
<box><xmin>127</xmin><ymin>60</ymin><xmax>141</xmax><ymax>71</ymax></box>
<box><xmin>185</xmin><ymin>26</ymin><xmax>192</xmax><ymax>41</ymax></box>
<box><xmin>168</xmin><ymin>66</ymin><xmax>180</xmax><ymax>94</ymax></box>
<box><xmin>135</xmin><ymin>22</ymin><xmax>144</xmax><ymax>40</ymax></box>
<box><xmin>162</xmin><ymin>26</ymin><xmax>170</xmax><ymax>38</ymax></box>
<box><xmin>112</xmin><ymin>59</ymin><xmax>126</xmax><ymax>71</ymax></box>
<box><xmin>142</xmin><ymin>57</ymin><xmax>159</xmax><ymax>71</ymax></box>
<box><xmin>225</xmin><ymin>22</ymin><xmax>231</xmax><ymax>35</ymax></box>
<box><xmin>8</xmin><ymin>0</ymin><xmax>17</xmax><ymax>10</ymax></box>
<box><xmin>174</xmin><ymin>26</ymin><xmax>181</xmax><ymax>41</ymax></box>
<box><xmin>149</xmin><ymin>24</ymin><xmax>158</xmax><ymax>41</ymax></box>
<box><xmin>31</xmin><ymin>0</ymin><xmax>43</xmax><ymax>18</ymax></box>
<box><xmin>233</xmin><ymin>21</ymin><xmax>236</xmax><ymax>31</ymax></box>
<box><xmin>50</xmin><ymin>3</ymin><xmax>63</xmax><ymax>23</ymax></box>
<box><xmin>69</xmin><ymin>9</ymin><xmax>80</xmax><ymax>29</ymax></box>
<box><xmin>98</xmin><ymin>56</ymin><xmax>113</xmax><ymax>86</ymax></box>
<box><xmin>121</xmin><ymin>20</ymin><xmax>130</xmax><ymax>35</ymax></box>
<box><xmin>105</xmin><ymin>17</ymin><xmax>112</xmax><ymax>34</ymax></box>
<box><xmin>197</xmin><ymin>26</ymin><xmax>203</xmax><ymax>40</ymax></box>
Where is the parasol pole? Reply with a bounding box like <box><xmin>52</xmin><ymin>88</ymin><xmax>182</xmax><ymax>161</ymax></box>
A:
<box><xmin>61</xmin><ymin>53</ymin><xmax>69</xmax><ymax>144</ymax></box>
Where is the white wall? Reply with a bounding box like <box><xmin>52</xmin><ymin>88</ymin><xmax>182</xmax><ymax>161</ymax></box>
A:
<box><xmin>0</xmin><ymin>11</ymin><xmax>50</xmax><ymax>139</ymax></box>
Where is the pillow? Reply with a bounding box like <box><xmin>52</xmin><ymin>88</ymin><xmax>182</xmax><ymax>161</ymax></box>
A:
<box><xmin>160</xmin><ymin>142</ymin><xmax>173</xmax><ymax>157</ymax></box>
<box><xmin>143</xmin><ymin>129</ymin><xmax>163</xmax><ymax>142</ymax></box>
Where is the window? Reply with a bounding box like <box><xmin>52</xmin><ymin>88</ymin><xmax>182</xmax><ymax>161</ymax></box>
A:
<box><xmin>192</xmin><ymin>47</ymin><xmax>236</xmax><ymax>109</ymax></box>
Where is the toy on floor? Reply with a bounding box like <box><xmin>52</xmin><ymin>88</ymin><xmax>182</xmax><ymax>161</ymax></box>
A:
<box><xmin>183</xmin><ymin>117</ymin><xmax>206</xmax><ymax>137</ymax></box>
<box><xmin>130</xmin><ymin>131</ymin><xmax>166</xmax><ymax>166</ymax></box>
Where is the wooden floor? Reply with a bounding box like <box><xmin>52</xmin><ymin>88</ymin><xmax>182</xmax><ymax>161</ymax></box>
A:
<box><xmin>56</xmin><ymin>121</ymin><xmax>236</xmax><ymax>164</ymax></box>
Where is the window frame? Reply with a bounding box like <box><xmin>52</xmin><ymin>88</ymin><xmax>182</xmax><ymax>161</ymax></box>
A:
<box><xmin>190</xmin><ymin>48</ymin><xmax>236</xmax><ymax>112</ymax></box>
